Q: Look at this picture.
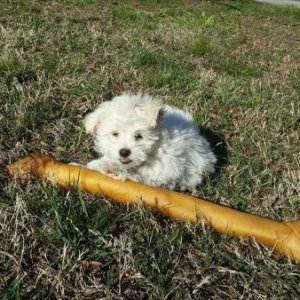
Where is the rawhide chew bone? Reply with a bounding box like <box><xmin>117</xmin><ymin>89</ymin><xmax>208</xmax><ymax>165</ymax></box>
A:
<box><xmin>6</xmin><ymin>153</ymin><xmax>300</xmax><ymax>263</ymax></box>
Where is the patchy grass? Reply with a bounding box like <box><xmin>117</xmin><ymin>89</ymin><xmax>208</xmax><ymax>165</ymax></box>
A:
<box><xmin>133</xmin><ymin>50</ymin><xmax>198</xmax><ymax>90</ymax></box>
<box><xmin>186</xmin><ymin>39</ymin><xmax>212</xmax><ymax>57</ymax></box>
<box><xmin>1</xmin><ymin>0</ymin><xmax>300</xmax><ymax>298</ymax></box>
<box><xmin>133</xmin><ymin>50</ymin><xmax>174</xmax><ymax>69</ymax></box>
<box><xmin>112</xmin><ymin>6</ymin><xmax>141</xmax><ymax>20</ymax></box>
<box><xmin>216</xmin><ymin>59</ymin><xmax>258</xmax><ymax>78</ymax></box>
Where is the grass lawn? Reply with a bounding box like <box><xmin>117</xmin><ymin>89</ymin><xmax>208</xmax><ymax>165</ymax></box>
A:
<box><xmin>0</xmin><ymin>0</ymin><xmax>300</xmax><ymax>298</ymax></box>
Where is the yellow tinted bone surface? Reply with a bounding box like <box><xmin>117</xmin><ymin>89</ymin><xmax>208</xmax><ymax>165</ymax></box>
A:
<box><xmin>6</xmin><ymin>153</ymin><xmax>300</xmax><ymax>263</ymax></box>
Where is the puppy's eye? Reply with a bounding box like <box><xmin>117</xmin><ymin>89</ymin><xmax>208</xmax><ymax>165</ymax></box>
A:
<box><xmin>112</xmin><ymin>132</ymin><xmax>119</xmax><ymax>137</ymax></box>
<box><xmin>134</xmin><ymin>133</ymin><xmax>143</xmax><ymax>140</ymax></box>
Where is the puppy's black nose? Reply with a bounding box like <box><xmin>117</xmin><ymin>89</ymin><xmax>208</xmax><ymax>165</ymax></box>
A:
<box><xmin>119</xmin><ymin>148</ymin><xmax>131</xmax><ymax>158</ymax></box>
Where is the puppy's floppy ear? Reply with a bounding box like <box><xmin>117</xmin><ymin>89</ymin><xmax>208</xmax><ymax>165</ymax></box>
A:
<box><xmin>84</xmin><ymin>103</ymin><xmax>107</xmax><ymax>134</ymax></box>
<box><xmin>135</xmin><ymin>98</ymin><xmax>164</xmax><ymax>128</ymax></box>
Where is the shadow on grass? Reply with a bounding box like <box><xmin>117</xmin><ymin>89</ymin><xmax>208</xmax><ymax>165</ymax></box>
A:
<box><xmin>199</xmin><ymin>126</ymin><xmax>228</xmax><ymax>177</ymax></box>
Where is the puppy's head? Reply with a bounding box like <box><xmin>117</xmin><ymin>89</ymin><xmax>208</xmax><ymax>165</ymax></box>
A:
<box><xmin>84</xmin><ymin>94</ymin><xmax>163</xmax><ymax>169</ymax></box>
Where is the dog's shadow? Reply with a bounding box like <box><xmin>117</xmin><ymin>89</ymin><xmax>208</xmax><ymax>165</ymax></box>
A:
<box><xmin>199</xmin><ymin>126</ymin><xmax>228</xmax><ymax>177</ymax></box>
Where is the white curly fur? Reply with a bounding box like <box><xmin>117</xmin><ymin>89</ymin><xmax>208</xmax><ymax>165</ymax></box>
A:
<box><xmin>83</xmin><ymin>93</ymin><xmax>217</xmax><ymax>190</ymax></box>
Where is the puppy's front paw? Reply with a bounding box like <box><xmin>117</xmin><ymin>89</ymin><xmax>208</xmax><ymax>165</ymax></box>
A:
<box><xmin>86</xmin><ymin>159</ymin><xmax>127</xmax><ymax>181</ymax></box>
<box><xmin>101</xmin><ymin>163</ymin><xmax>128</xmax><ymax>181</ymax></box>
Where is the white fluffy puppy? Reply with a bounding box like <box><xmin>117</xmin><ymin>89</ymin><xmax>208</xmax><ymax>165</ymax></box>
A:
<box><xmin>84</xmin><ymin>93</ymin><xmax>216</xmax><ymax>190</ymax></box>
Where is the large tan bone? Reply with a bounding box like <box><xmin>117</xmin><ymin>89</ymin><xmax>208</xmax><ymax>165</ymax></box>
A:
<box><xmin>6</xmin><ymin>153</ymin><xmax>300</xmax><ymax>263</ymax></box>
